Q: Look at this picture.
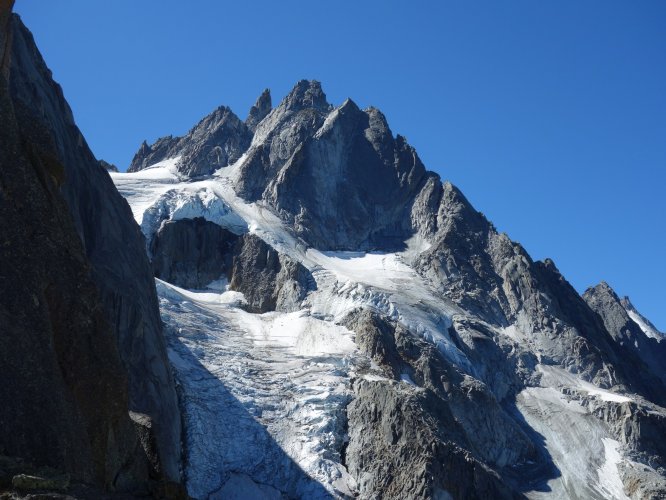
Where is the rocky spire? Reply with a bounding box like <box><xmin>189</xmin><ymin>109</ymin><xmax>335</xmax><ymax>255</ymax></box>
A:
<box><xmin>128</xmin><ymin>139</ymin><xmax>152</xmax><ymax>171</ymax></box>
<box><xmin>245</xmin><ymin>88</ymin><xmax>271</xmax><ymax>132</ymax></box>
<box><xmin>282</xmin><ymin>79</ymin><xmax>330</xmax><ymax>112</ymax></box>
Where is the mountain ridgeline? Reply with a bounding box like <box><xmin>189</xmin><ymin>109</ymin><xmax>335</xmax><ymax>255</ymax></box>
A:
<box><xmin>124</xmin><ymin>79</ymin><xmax>666</xmax><ymax>499</ymax></box>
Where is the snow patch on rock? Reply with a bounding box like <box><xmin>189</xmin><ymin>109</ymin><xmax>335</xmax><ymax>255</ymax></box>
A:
<box><xmin>626</xmin><ymin>308</ymin><xmax>664</xmax><ymax>341</ymax></box>
<box><xmin>538</xmin><ymin>364</ymin><xmax>633</xmax><ymax>403</ymax></box>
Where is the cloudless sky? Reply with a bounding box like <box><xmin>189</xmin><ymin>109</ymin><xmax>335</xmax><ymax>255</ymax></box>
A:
<box><xmin>15</xmin><ymin>1</ymin><xmax>666</xmax><ymax>329</ymax></box>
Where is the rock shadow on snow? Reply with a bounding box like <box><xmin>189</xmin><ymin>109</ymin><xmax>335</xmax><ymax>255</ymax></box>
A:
<box><xmin>503</xmin><ymin>400</ymin><xmax>562</xmax><ymax>495</ymax></box>
<box><xmin>165</xmin><ymin>327</ymin><xmax>335</xmax><ymax>499</ymax></box>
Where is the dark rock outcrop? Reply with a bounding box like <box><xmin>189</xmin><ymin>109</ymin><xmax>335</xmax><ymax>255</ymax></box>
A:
<box><xmin>151</xmin><ymin>217</ymin><xmax>239</xmax><ymax>289</ymax></box>
<box><xmin>8</xmin><ymin>13</ymin><xmax>182</xmax><ymax>481</ymax></box>
<box><xmin>0</xmin><ymin>3</ymin><xmax>150</xmax><ymax>491</ymax></box>
<box><xmin>149</xmin><ymin>219</ymin><xmax>312</xmax><ymax>313</ymax></box>
<box><xmin>228</xmin><ymin>234</ymin><xmax>313</xmax><ymax>313</ymax></box>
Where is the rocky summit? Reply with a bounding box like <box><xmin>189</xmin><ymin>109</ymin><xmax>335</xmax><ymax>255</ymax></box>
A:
<box><xmin>1</xmin><ymin>4</ymin><xmax>664</xmax><ymax>500</ymax></box>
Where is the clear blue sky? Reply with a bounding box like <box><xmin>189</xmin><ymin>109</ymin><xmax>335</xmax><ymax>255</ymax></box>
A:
<box><xmin>15</xmin><ymin>1</ymin><xmax>665</xmax><ymax>330</ymax></box>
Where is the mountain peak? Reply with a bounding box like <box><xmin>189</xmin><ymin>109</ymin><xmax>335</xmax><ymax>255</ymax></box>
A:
<box><xmin>188</xmin><ymin>105</ymin><xmax>237</xmax><ymax>137</ymax></box>
<box><xmin>340</xmin><ymin>97</ymin><xmax>358</xmax><ymax>110</ymax></box>
<box><xmin>246</xmin><ymin>88</ymin><xmax>272</xmax><ymax>131</ymax></box>
<box><xmin>587</xmin><ymin>280</ymin><xmax>619</xmax><ymax>299</ymax></box>
<box><xmin>128</xmin><ymin>105</ymin><xmax>251</xmax><ymax>176</ymax></box>
<box><xmin>282</xmin><ymin>79</ymin><xmax>330</xmax><ymax>112</ymax></box>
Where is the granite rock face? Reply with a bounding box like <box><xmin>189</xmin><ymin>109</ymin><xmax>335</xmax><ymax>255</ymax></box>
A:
<box><xmin>8</xmin><ymin>14</ymin><xmax>181</xmax><ymax>482</ymax></box>
<box><xmin>0</xmin><ymin>4</ymin><xmax>149</xmax><ymax>491</ymax></box>
<box><xmin>237</xmin><ymin>82</ymin><xmax>428</xmax><ymax>250</ymax></box>
<box><xmin>149</xmin><ymin>219</ymin><xmax>312</xmax><ymax>312</ymax></box>
<box><xmin>130</xmin><ymin>80</ymin><xmax>429</xmax><ymax>250</ymax></box>
<box><xmin>342</xmin><ymin>310</ymin><xmax>532</xmax><ymax>499</ymax></box>
<box><xmin>228</xmin><ymin>233</ymin><xmax>313</xmax><ymax>313</ymax></box>
<box><xmin>411</xmin><ymin>181</ymin><xmax>666</xmax><ymax>406</ymax></box>
<box><xmin>177</xmin><ymin>106</ymin><xmax>252</xmax><ymax>177</ymax></box>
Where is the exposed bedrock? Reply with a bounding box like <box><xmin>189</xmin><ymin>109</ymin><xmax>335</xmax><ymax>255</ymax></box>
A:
<box><xmin>236</xmin><ymin>82</ymin><xmax>429</xmax><ymax>251</ymax></box>
<box><xmin>150</xmin><ymin>218</ymin><xmax>313</xmax><ymax>313</ymax></box>
<box><xmin>228</xmin><ymin>233</ymin><xmax>313</xmax><ymax>313</ymax></box>
<box><xmin>346</xmin><ymin>379</ymin><xmax>517</xmax><ymax>500</ymax></box>
<box><xmin>9</xmin><ymin>13</ymin><xmax>182</xmax><ymax>481</ymax></box>
<box><xmin>129</xmin><ymin>106</ymin><xmax>252</xmax><ymax>177</ymax></box>
<box><xmin>414</xmin><ymin>181</ymin><xmax>666</xmax><ymax>407</ymax></box>
<box><xmin>245</xmin><ymin>88</ymin><xmax>272</xmax><ymax>132</ymax></box>
<box><xmin>342</xmin><ymin>309</ymin><xmax>539</xmax><ymax>498</ymax></box>
<box><xmin>0</xmin><ymin>4</ymin><xmax>152</xmax><ymax>493</ymax></box>
<box><xmin>152</xmin><ymin>217</ymin><xmax>239</xmax><ymax>289</ymax></box>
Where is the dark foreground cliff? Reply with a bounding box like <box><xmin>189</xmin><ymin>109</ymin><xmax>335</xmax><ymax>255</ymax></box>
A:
<box><xmin>8</xmin><ymin>12</ymin><xmax>182</xmax><ymax>484</ymax></box>
<box><xmin>0</xmin><ymin>4</ymin><xmax>184</xmax><ymax>498</ymax></box>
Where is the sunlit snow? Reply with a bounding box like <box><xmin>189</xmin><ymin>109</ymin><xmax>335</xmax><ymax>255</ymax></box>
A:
<box><xmin>626</xmin><ymin>308</ymin><xmax>664</xmax><ymax>341</ymax></box>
